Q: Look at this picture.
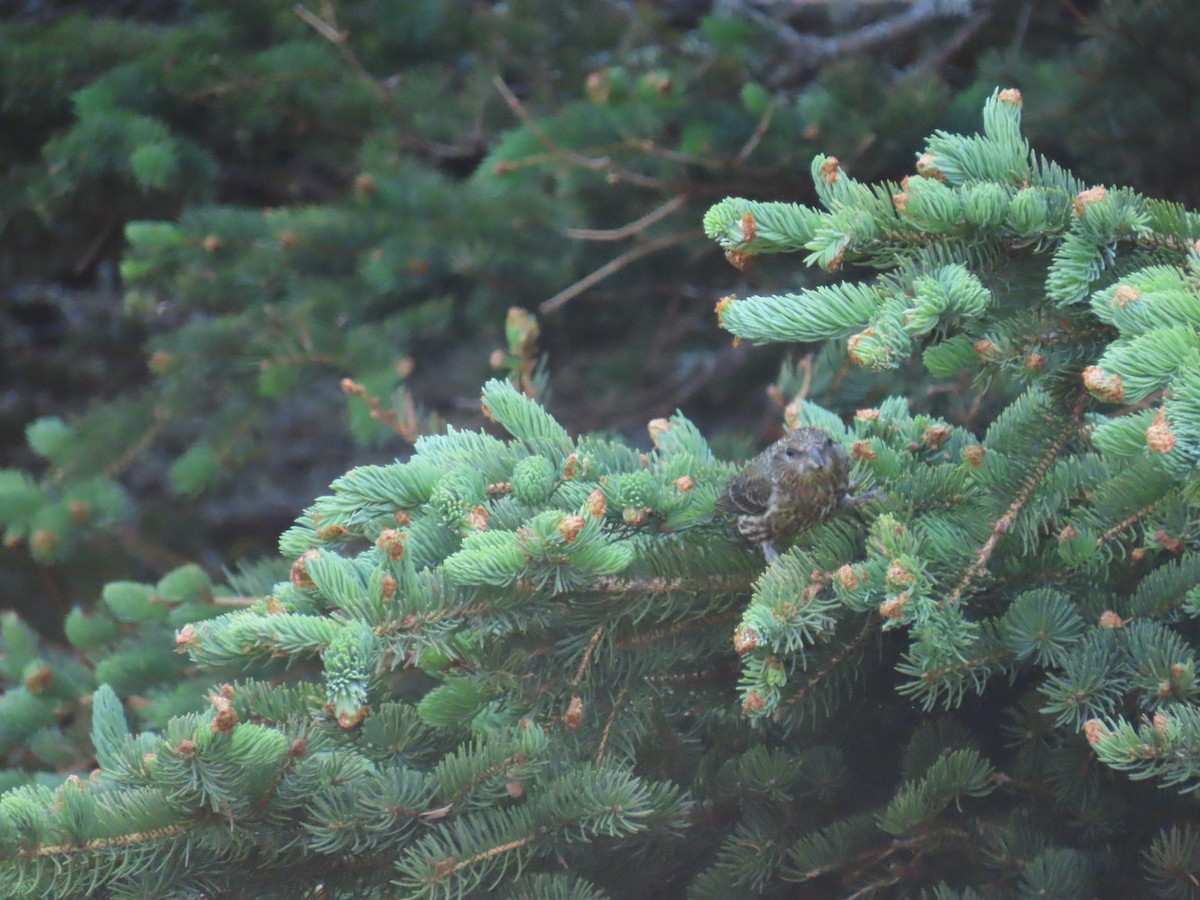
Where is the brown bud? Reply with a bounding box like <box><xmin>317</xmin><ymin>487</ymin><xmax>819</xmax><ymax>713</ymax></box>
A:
<box><xmin>740</xmin><ymin>211</ymin><xmax>757</xmax><ymax>244</ymax></box>
<box><xmin>997</xmin><ymin>88</ymin><xmax>1023</xmax><ymax>106</ymax></box>
<box><xmin>973</xmin><ymin>339</ymin><xmax>999</xmax><ymax>361</ymax></box>
<box><xmin>1146</xmin><ymin>410</ymin><xmax>1177</xmax><ymax>453</ymax></box>
<box><xmin>466</xmin><ymin>506</ymin><xmax>490</xmax><ymax>532</ymax></box>
<box><xmin>647</xmin><ymin>418</ymin><xmax>672</xmax><ymax>449</ymax></box>
<box><xmin>922</xmin><ymin>424</ymin><xmax>951</xmax><ymax>449</ymax></box>
<box><xmin>278</xmin><ymin>230</ymin><xmax>300</xmax><ymax>249</ymax></box>
<box><xmin>783</xmin><ymin>400</ymin><xmax>802</xmax><ymax>430</ymax></box>
<box><xmin>265</xmin><ymin>596</ymin><xmax>286</xmax><ymax>615</ymax></box>
<box><xmin>887</xmin><ymin>562</ymin><xmax>916</xmax><ymax>588</ymax></box>
<box><xmin>178</xmin><ymin>739</ymin><xmax>196</xmax><ymax>758</ymax></box>
<box><xmin>290</xmin><ymin>549</ymin><xmax>320</xmax><ymax>589</ymax></box>
<box><xmin>562</xmin><ymin>453</ymin><xmax>580</xmax><ymax>480</ymax></box>
<box><xmin>802</xmin><ymin>122</ymin><xmax>820</xmax><ymax>141</ymax></box>
<box><xmin>1082</xmin><ymin>718</ymin><xmax>1109</xmax><ymax>746</ymax></box>
<box><xmin>505</xmin><ymin>779</ymin><xmax>524</xmax><ymax>799</ymax></box>
<box><xmin>622</xmin><ymin>507</ymin><xmax>647</xmax><ymax>526</ymax></box>
<box><xmin>394</xmin><ymin>510</ymin><xmax>412</xmax><ymax>526</ymax></box>
<box><xmin>891</xmin><ymin>192</ymin><xmax>909</xmax><ymax>212</ymax></box>
<box><xmin>354</xmin><ymin>173</ymin><xmax>377</xmax><ymax>197</ymax></box>
<box><xmin>1155</xmin><ymin>530</ymin><xmax>1184</xmax><ymax>555</ymax></box>
<box><xmin>340</xmin><ymin>377</ymin><xmax>365</xmax><ymax>396</ymax></box>
<box><xmin>1022</xmin><ymin>353</ymin><xmax>1045</xmax><ymax>374</ymax></box>
<box><xmin>1153</xmin><ymin>713</ymin><xmax>1171</xmax><ymax>736</ymax></box>
<box><xmin>30</xmin><ymin>528</ymin><xmax>58</xmax><ymax>556</ymax></box>
<box><xmin>481</xmin><ymin>401</ymin><xmax>494</xmax><ymax>422</ymax></box>
<box><xmin>564</xmin><ymin>695</ymin><xmax>584</xmax><ymax>730</ymax></box>
<box><xmin>1082</xmin><ymin>366</ymin><xmax>1125</xmax><ymax>403</ymax></box>
<box><xmin>175</xmin><ymin>624</ymin><xmax>199</xmax><ymax>651</ymax></box>
<box><xmin>714</xmin><ymin>294</ymin><xmax>735</xmax><ymax>329</ymax></box>
<box><xmin>642</xmin><ymin>71</ymin><xmax>671</xmax><ymax>95</ymax></box>
<box><xmin>1131</xmin><ymin>547</ymin><xmax>1146</xmax><ymax>564</ymax></box>
<box><xmin>338</xmin><ymin>708</ymin><xmax>368</xmax><ymax>730</ymax></box>
<box><xmin>24</xmin><ymin>665</ymin><xmax>53</xmax><ymax>694</ymax></box>
<box><xmin>915</xmin><ymin>153</ymin><xmax>945</xmax><ymax>182</ymax></box>
<box><xmin>851</xmin><ymin>440</ymin><xmax>877</xmax><ymax>461</ymax></box>
<box><xmin>586</xmin><ymin>489</ymin><xmax>606</xmax><ymax>517</ymax></box>
<box><xmin>879</xmin><ymin>594</ymin><xmax>909</xmax><ymax>619</ymax></box>
<box><xmin>825</xmin><ymin>245</ymin><xmax>846</xmax><ymax>272</ymax></box>
<box><xmin>742</xmin><ymin>691</ymin><xmax>766</xmax><ymax>715</ymax></box>
<box><xmin>489</xmin><ymin>348</ymin><xmax>507</xmax><ymax>370</ymax></box>
<box><xmin>963</xmin><ymin>445</ymin><xmax>987</xmax><ymax>467</ymax></box>
<box><xmin>1099</xmin><ymin>610</ymin><xmax>1125</xmax><ymax>629</ymax></box>
<box><xmin>375</xmin><ymin>528</ymin><xmax>409</xmax><ymax>560</ymax></box>
<box><xmin>1112</xmin><ymin>284</ymin><xmax>1141</xmax><ymax>308</ymax></box>
<box><xmin>733</xmin><ymin>626</ymin><xmax>759</xmax><ymax>655</ymax></box>
<box><xmin>149</xmin><ymin>350</ymin><xmax>173</xmax><ymax>373</ymax></box>
<box><xmin>368</xmin><ymin>578</ymin><xmax>394</xmax><ymax>606</ymax></box>
<box><xmin>586</xmin><ymin>69</ymin><xmax>610</xmax><ymax>104</ymax></box>
<box><xmin>558</xmin><ymin>515</ymin><xmax>585</xmax><ymax>543</ymax></box>
<box><xmin>1073</xmin><ymin>186</ymin><xmax>1107</xmax><ymax>216</ymax></box>
<box><xmin>846</xmin><ymin>331</ymin><xmax>869</xmax><ymax>365</ymax></box>
<box><xmin>674</xmin><ymin>475</ymin><xmax>694</xmax><ymax>492</ymax></box>
<box><xmin>211</xmin><ymin>705</ymin><xmax>237</xmax><ymax>735</ymax></box>
<box><xmin>289</xmin><ymin>738</ymin><xmax>309</xmax><ymax>759</ymax></box>
<box><xmin>725</xmin><ymin>249</ymin><xmax>753</xmax><ymax>271</ymax></box>
<box><xmin>202</xmin><ymin>234</ymin><xmax>222</xmax><ymax>252</ymax></box>
<box><xmin>68</xmin><ymin>500</ymin><xmax>92</xmax><ymax>525</ymax></box>
<box><xmin>855</xmin><ymin>408</ymin><xmax>880</xmax><ymax>423</ymax></box>
<box><xmin>1057</xmin><ymin>525</ymin><xmax>1079</xmax><ymax>542</ymax></box>
<box><xmin>316</xmin><ymin>524</ymin><xmax>348</xmax><ymax>542</ymax></box>
<box><xmin>836</xmin><ymin>564</ymin><xmax>861</xmax><ymax>591</ymax></box>
<box><xmin>819</xmin><ymin>156</ymin><xmax>841</xmax><ymax>185</ymax></box>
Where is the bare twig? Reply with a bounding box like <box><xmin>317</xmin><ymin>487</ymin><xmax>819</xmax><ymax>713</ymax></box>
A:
<box><xmin>736</xmin><ymin>101</ymin><xmax>776</xmax><ymax>164</ymax></box>
<box><xmin>295</xmin><ymin>2</ymin><xmax>471</xmax><ymax>158</ymax></box>
<box><xmin>562</xmin><ymin>195</ymin><xmax>687</xmax><ymax>242</ymax></box>
<box><xmin>492</xmin><ymin>76</ymin><xmax>669</xmax><ymax>190</ymax></box>
<box><xmin>539</xmin><ymin>229</ymin><xmax>704</xmax><ymax>314</ymax></box>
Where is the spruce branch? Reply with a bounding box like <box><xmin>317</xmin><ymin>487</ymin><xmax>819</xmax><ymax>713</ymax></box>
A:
<box><xmin>942</xmin><ymin>397</ymin><xmax>1085</xmax><ymax>608</ymax></box>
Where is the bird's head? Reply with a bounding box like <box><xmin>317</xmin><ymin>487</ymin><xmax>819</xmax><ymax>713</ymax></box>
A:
<box><xmin>772</xmin><ymin>427</ymin><xmax>840</xmax><ymax>476</ymax></box>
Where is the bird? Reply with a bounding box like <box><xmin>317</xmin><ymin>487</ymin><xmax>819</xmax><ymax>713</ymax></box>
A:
<box><xmin>715</xmin><ymin>427</ymin><xmax>868</xmax><ymax>562</ymax></box>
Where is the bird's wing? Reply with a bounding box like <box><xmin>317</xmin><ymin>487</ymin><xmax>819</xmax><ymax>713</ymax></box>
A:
<box><xmin>715</xmin><ymin>472</ymin><xmax>772</xmax><ymax>516</ymax></box>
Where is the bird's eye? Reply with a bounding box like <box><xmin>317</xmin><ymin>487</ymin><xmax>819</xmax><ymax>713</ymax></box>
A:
<box><xmin>784</xmin><ymin>447</ymin><xmax>798</xmax><ymax>459</ymax></box>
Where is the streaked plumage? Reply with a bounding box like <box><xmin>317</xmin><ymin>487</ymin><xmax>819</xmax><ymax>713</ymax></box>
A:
<box><xmin>716</xmin><ymin>427</ymin><xmax>853</xmax><ymax>561</ymax></box>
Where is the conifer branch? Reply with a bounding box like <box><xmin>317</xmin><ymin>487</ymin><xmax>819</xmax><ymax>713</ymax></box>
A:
<box><xmin>942</xmin><ymin>400</ymin><xmax>1085</xmax><ymax>607</ymax></box>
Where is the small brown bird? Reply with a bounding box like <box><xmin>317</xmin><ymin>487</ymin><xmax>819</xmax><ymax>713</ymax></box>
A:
<box><xmin>716</xmin><ymin>427</ymin><xmax>865</xmax><ymax>562</ymax></box>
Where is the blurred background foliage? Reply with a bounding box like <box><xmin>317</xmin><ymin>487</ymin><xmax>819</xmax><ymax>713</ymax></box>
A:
<box><xmin>2</xmin><ymin>0</ymin><xmax>1198</xmax><ymax>632</ymax></box>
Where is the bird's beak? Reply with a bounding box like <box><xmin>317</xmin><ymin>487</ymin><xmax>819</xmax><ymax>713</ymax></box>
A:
<box><xmin>807</xmin><ymin>445</ymin><xmax>826</xmax><ymax>468</ymax></box>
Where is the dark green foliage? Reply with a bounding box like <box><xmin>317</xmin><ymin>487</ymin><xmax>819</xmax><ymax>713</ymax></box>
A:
<box><xmin>4</xmin><ymin>4</ymin><xmax>1200</xmax><ymax>897</ymax></box>
<box><xmin>0</xmin><ymin>560</ymin><xmax>283</xmax><ymax>794</ymax></box>
<box><xmin>3</xmin><ymin>0</ymin><xmax>1150</xmax><ymax>616</ymax></box>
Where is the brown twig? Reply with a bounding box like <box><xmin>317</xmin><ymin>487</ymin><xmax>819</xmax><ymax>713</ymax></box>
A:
<box><xmin>573</xmin><ymin>626</ymin><xmax>605</xmax><ymax>686</ymax></box>
<box><xmin>295</xmin><ymin>2</ymin><xmax>470</xmax><ymax>158</ymax></box>
<box><xmin>562</xmin><ymin>195</ymin><xmax>687</xmax><ymax>242</ymax></box>
<box><xmin>539</xmin><ymin>229</ymin><xmax>704</xmax><ymax>314</ymax></box>
<box><xmin>491</xmin><ymin>76</ymin><xmax>668</xmax><ymax>190</ymax></box>
<box><xmin>736</xmin><ymin>101</ymin><xmax>776</xmax><ymax>164</ymax></box>
<box><xmin>594</xmin><ymin>680</ymin><xmax>630</xmax><ymax>765</ymax></box>
<box><xmin>942</xmin><ymin>401</ymin><xmax>1084</xmax><ymax>607</ymax></box>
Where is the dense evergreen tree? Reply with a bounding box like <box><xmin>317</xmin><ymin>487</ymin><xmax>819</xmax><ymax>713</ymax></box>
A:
<box><xmin>2</xmin><ymin>87</ymin><xmax>1198</xmax><ymax>899</ymax></box>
